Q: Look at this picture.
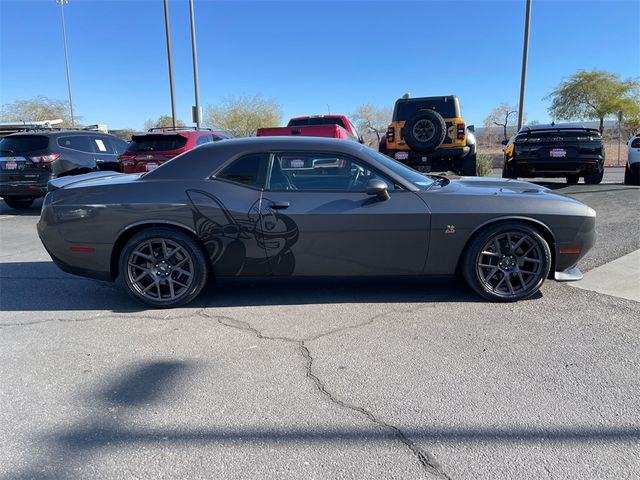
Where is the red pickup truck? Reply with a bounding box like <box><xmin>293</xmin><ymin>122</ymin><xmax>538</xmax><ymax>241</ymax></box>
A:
<box><xmin>256</xmin><ymin>115</ymin><xmax>362</xmax><ymax>143</ymax></box>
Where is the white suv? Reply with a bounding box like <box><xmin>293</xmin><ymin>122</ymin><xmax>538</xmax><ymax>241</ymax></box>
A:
<box><xmin>625</xmin><ymin>134</ymin><xmax>640</xmax><ymax>185</ymax></box>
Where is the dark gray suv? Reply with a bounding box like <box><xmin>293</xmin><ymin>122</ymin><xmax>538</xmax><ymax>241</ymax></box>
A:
<box><xmin>0</xmin><ymin>130</ymin><xmax>128</xmax><ymax>209</ymax></box>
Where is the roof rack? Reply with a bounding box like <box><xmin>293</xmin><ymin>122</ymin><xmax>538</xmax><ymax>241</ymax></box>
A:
<box><xmin>147</xmin><ymin>127</ymin><xmax>214</xmax><ymax>132</ymax></box>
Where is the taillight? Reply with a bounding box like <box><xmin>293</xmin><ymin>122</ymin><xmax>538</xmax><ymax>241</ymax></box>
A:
<box><xmin>386</xmin><ymin>127</ymin><xmax>395</xmax><ymax>142</ymax></box>
<box><xmin>457</xmin><ymin>123</ymin><xmax>465</xmax><ymax>140</ymax></box>
<box><xmin>30</xmin><ymin>153</ymin><xmax>60</xmax><ymax>163</ymax></box>
<box><xmin>632</xmin><ymin>138</ymin><xmax>640</xmax><ymax>148</ymax></box>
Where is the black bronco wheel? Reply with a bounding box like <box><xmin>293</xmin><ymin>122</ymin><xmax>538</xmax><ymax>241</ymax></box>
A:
<box><xmin>3</xmin><ymin>197</ymin><xmax>35</xmax><ymax>209</ymax></box>
<box><xmin>461</xmin><ymin>153</ymin><xmax>477</xmax><ymax>176</ymax></box>
<box><xmin>403</xmin><ymin>110</ymin><xmax>446</xmax><ymax>154</ymax></box>
<box><xmin>120</xmin><ymin>227</ymin><xmax>209</xmax><ymax>308</ymax></box>
<box><xmin>584</xmin><ymin>169</ymin><xmax>603</xmax><ymax>185</ymax></box>
<box><xmin>501</xmin><ymin>163</ymin><xmax>517</xmax><ymax>179</ymax></box>
<box><xmin>566</xmin><ymin>174</ymin><xmax>579</xmax><ymax>184</ymax></box>
<box><xmin>463</xmin><ymin>222</ymin><xmax>551</xmax><ymax>302</ymax></box>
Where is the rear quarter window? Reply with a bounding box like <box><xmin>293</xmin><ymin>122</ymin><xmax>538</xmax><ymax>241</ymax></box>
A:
<box><xmin>0</xmin><ymin>135</ymin><xmax>49</xmax><ymax>153</ymax></box>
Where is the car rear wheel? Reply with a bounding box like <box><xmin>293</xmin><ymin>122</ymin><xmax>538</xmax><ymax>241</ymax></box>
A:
<box><xmin>3</xmin><ymin>196</ymin><xmax>35</xmax><ymax>210</ymax></box>
<box><xmin>624</xmin><ymin>163</ymin><xmax>640</xmax><ymax>185</ymax></box>
<box><xmin>378</xmin><ymin>137</ymin><xmax>388</xmax><ymax>156</ymax></box>
<box><xmin>120</xmin><ymin>227</ymin><xmax>209</xmax><ymax>308</ymax></box>
<box><xmin>584</xmin><ymin>169</ymin><xmax>603</xmax><ymax>185</ymax></box>
<box><xmin>461</xmin><ymin>153</ymin><xmax>477</xmax><ymax>176</ymax></box>
<box><xmin>566</xmin><ymin>174</ymin><xmax>579</xmax><ymax>184</ymax></box>
<box><xmin>463</xmin><ymin>222</ymin><xmax>551</xmax><ymax>302</ymax></box>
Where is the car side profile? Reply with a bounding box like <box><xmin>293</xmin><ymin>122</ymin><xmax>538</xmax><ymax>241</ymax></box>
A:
<box><xmin>502</xmin><ymin>123</ymin><xmax>605</xmax><ymax>184</ymax></box>
<box><xmin>38</xmin><ymin>137</ymin><xmax>595</xmax><ymax>308</ymax></box>
<box><xmin>0</xmin><ymin>130</ymin><xmax>128</xmax><ymax>209</ymax></box>
<box><xmin>118</xmin><ymin>127</ymin><xmax>232</xmax><ymax>173</ymax></box>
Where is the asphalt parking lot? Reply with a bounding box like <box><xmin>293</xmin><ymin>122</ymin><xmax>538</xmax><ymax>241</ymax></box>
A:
<box><xmin>1</xmin><ymin>170</ymin><xmax>639</xmax><ymax>479</ymax></box>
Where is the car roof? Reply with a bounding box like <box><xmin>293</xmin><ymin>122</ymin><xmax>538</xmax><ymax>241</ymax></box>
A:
<box><xmin>144</xmin><ymin>136</ymin><xmax>371</xmax><ymax>181</ymax></box>
<box><xmin>3</xmin><ymin>130</ymin><xmax>121</xmax><ymax>138</ymax></box>
<box><xmin>131</xmin><ymin>129</ymin><xmax>231</xmax><ymax>138</ymax></box>
<box><xmin>394</xmin><ymin>95</ymin><xmax>458</xmax><ymax>103</ymax></box>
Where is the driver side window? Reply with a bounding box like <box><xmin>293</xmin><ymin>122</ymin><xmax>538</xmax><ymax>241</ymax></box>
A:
<box><xmin>266</xmin><ymin>152</ymin><xmax>394</xmax><ymax>192</ymax></box>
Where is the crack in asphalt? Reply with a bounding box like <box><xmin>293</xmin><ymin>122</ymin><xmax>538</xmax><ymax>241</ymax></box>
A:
<box><xmin>0</xmin><ymin>308</ymin><xmax>211</xmax><ymax>329</ymax></box>
<box><xmin>207</xmin><ymin>312</ymin><xmax>451</xmax><ymax>480</ymax></box>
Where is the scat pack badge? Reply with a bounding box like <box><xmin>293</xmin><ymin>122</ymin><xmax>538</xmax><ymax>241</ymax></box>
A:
<box><xmin>445</xmin><ymin>225</ymin><xmax>456</xmax><ymax>235</ymax></box>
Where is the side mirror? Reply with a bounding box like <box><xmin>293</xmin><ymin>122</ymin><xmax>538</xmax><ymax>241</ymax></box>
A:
<box><xmin>366</xmin><ymin>179</ymin><xmax>390</xmax><ymax>201</ymax></box>
<box><xmin>467</xmin><ymin>125</ymin><xmax>475</xmax><ymax>133</ymax></box>
<box><xmin>501</xmin><ymin>139</ymin><xmax>509</xmax><ymax>146</ymax></box>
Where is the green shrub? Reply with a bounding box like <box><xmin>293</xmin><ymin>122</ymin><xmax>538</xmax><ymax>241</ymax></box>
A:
<box><xmin>476</xmin><ymin>154</ymin><xmax>493</xmax><ymax>177</ymax></box>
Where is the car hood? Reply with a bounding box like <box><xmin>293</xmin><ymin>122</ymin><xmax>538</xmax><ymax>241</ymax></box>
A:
<box><xmin>444</xmin><ymin>176</ymin><xmax>548</xmax><ymax>194</ymax></box>
<box><xmin>48</xmin><ymin>171</ymin><xmax>143</xmax><ymax>192</ymax></box>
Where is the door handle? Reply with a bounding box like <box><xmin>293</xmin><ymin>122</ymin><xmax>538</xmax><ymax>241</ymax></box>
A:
<box><xmin>268</xmin><ymin>201</ymin><xmax>290</xmax><ymax>210</ymax></box>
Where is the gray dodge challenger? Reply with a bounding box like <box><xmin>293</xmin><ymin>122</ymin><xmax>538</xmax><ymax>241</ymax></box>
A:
<box><xmin>37</xmin><ymin>136</ymin><xmax>595</xmax><ymax>307</ymax></box>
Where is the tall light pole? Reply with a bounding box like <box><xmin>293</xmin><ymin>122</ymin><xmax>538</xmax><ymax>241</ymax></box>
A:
<box><xmin>163</xmin><ymin>0</ymin><xmax>177</xmax><ymax>129</ymax></box>
<box><xmin>56</xmin><ymin>0</ymin><xmax>74</xmax><ymax>127</ymax></box>
<box><xmin>188</xmin><ymin>0</ymin><xmax>202</xmax><ymax>129</ymax></box>
<box><xmin>517</xmin><ymin>0</ymin><xmax>532</xmax><ymax>130</ymax></box>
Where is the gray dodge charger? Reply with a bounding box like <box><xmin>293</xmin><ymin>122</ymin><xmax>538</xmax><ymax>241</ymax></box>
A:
<box><xmin>37</xmin><ymin>137</ymin><xmax>595</xmax><ymax>307</ymax></box>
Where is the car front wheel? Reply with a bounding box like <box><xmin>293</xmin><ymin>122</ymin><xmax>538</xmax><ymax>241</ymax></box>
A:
<box><xmin>463</xmin><ymin>222</ymin><xmax>551</xmax><ymax>302</ymax></box>
<box><xmin>120</xmin><ymin>227</ymin><xmax>209</xmax><ymax>308</ymax></box>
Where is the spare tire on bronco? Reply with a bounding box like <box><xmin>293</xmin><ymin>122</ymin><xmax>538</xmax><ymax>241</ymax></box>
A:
<box><xmin>404</xmin><ymin>110</ymin><xmax>447</xmax><ymax>154</ymax></box>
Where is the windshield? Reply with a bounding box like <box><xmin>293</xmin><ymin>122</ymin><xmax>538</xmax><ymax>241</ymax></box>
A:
<box><xmin>364</xmin><ymin>149</ymin><xmax>435</xmax><ymax>190</ymax></box>
<box><xmin>0</xmin><ymin>135</ymin><xmax>49</xmax><ymax>154</ymax></box>
<box><xmin>127</xmin><ymin>135</ymin><xmax>187</xmax><ymax>152</ymax></box>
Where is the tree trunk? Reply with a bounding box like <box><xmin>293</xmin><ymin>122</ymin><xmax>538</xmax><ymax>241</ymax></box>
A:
<box><xmin>599</xmin><ymin>116</ymin><xmax>604</xmax><ymax>134</ymax></box>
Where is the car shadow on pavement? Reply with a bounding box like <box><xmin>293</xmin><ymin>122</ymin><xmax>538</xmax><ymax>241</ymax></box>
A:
<box><xmin>7</xmin><ymin>360</ymin><xmax>639</xmax><ymax>479</ymax></box>
<box><xmin>0</xmin><ymin>261</ymin><xmax>542</xmax><ymax>312</ymax></box>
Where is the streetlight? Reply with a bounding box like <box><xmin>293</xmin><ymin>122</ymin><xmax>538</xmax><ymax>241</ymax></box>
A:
<box><xmin>163</xmin><ymin>0</ymin><xmax>177</xmax><ymax>129</ymax></box>
<box><xmin>56</xmin><ymin>0</ymin><xmax>74</xmax><ymax>127</ymax></box>
<box><xmin>517</xmin><ymin>0</ymin><xmax>532</xmax><ymax>130</ymax></box>
<box><xmin>188</xmin><ymin>0</ymin><xmax>202</xmax><ymax>129</ymax></box>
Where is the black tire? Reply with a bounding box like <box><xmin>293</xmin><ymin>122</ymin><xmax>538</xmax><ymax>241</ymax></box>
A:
<box><xmin>403</xmin><ymin>110</ymin><xmax>446</xmax><ymax>154</ymax></box>
<box><xmin>3</xmin><ymin>197</ymin><xmax>35</xmax><ymax>209</ymax></box>
<box><xmin>463</xmin><ymin>222</ymin><xmax>551</xmax><ymax>302</ymax></box>
<box><xmin>584</xmin><ymin>169</ymin><xmax>603</xmax><ymax>185</ymax></box>
<box><xmin>624</xmin><ymin>164</ymin><xmax>640</xmax><ymax>185</ymax></box>
<box><xmin>461</xmin><ymin>153</ymin><xmax>477</xmax><ymax>176</ymax></box>
<box><xmin>501</xmin><ymin>163</ymin><xmax>517</xmax><ymax>179</ymax></box>
<box><xmin>566</xmin><ymin>174</ymin><xmax>579</xmax><ymax>184</ymax></box>
<box><xmin>119</xmin><ymin>227</ymin><xmax>209</xmax><ymax>308</ymax></box>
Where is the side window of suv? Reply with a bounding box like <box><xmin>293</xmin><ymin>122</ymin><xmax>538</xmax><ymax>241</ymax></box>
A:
<box><xmin>215</xmin><ymin>154</ymin><xmax>268</xmax><ymax>189</ymax></box>
<box><xmin>57</xmin><ymin>135</ymin><xmax>92</xmax><ymax>153</ymax></box>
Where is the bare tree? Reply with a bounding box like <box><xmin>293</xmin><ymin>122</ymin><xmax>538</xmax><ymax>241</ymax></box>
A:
<box><xmin>1</xmin><ymin>95</ymin><xmax>81</xmax><ymax>127</ymax></box>
<box><xmin>484</xmin><ymin>102</ymin><xmax>519</xmax><ymax>141</ymax></box>
<box><xmin>204</xmin><ymin>94</ymin><xmax>282</xmax><ymax>137</ymax></box>
<box><xmin>350</xmin><ymin>103</ymin><xmax>392</xmax><ymax>147</ymax></box>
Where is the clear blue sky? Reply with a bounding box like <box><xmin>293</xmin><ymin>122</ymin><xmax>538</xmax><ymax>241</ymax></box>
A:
<box><xmin>1</xmin><ymin>0</ymin><xmax>638</xmax><ymax>130</ymax></box>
